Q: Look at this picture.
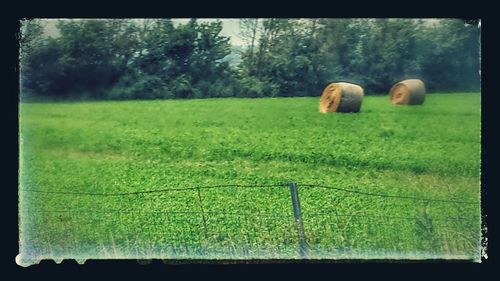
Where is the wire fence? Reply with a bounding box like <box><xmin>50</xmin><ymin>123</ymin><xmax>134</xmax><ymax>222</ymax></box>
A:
<box><xmin>19</xmin><ymin>182</ymin><xmax>481</xmax><ymax>261</ymax></box>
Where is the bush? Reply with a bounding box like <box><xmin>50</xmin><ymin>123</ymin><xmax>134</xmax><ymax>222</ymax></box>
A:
<box><xmin>237</xmin><ymin>76</ymin><xmax>279</xmax><ymax>98</ymax></box>
<box><xmin>170</xmin><ymin>75</ymin><xmax>193</xmax><ymax>99</ymax></box>
<box><xmin>108</xmin><ymin>73</ymin><xmax>173</xmax><ymax>100</ymax></box>
<box><xmin>209</xmin><ymin>79</ymin><xmax>236</xmax><ymax>98</ymax></box>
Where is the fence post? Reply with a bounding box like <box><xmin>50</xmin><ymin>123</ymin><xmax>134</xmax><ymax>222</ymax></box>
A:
<box><xmin>196</xmin><ymin>187</ymin><xmax>209</xmax><ymax>240</ymax></box>
<box><xmin>289</xmin><ymin>182</ymin><xmax>308</xmax><ymax>259</ymax></box>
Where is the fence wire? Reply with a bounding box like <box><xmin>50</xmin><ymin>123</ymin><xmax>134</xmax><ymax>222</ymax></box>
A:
<box><xmin>19</xmin><ymin>182</ymin><xmax>481</xmax><ymax>260</ymax></box>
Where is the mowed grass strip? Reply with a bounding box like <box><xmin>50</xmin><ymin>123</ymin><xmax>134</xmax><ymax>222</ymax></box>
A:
<box><xmin>19</xmin><ymin>93</ymin><xmax>481</xmax><ymax>260</ymax></box>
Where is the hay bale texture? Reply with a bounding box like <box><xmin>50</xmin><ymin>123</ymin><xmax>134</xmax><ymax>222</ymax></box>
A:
<box><xmin>319</xmin><ymin>82</ymin><xmax>364</xmax><ymax>113</ymax></box>
<box><xmin>389</xmin><ymin>79</ymin><xmax>426</xmax><ymax>105</ymax></box>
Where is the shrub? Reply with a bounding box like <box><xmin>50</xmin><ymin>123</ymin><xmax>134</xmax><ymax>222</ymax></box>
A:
<box><xmin>108</xmin><ymin>73</ymin><xmax>172</xmax><ymax>100</ymax></box>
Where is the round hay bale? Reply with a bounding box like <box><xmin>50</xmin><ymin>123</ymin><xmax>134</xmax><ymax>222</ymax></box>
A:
<box><xmin>319</xmin><ymin>82</ymin><xmax>364</xmax><ymax>113</ymax></box>
<box><xmin>389</xmin><ymin>79</ymin><xmax>426</xmax><ymax>105</ymax></box>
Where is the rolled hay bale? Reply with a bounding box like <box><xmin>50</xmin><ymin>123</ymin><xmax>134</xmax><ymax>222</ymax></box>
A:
<box><xmin>319</xmin><ymin>82</ymin><xmax>364</xmax><ymax>113</ymax></box>
<box><xmin>389</xmin><ymin>79</ymin><xmax>426</xmax><ymax>105</ymax></box>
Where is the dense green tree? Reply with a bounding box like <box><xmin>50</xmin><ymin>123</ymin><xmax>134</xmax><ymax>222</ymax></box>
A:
<box><xmin>238</xmin><ymin>18</ymin><xmax>479</xmax><ymax>95</ymax></box>
<box><xmin>237</xmin><ymin>19</ymin><xmax>327</xmax><ymax>97</ymax></box>
<box><xmin>417</xmin><ymin>20</ymin><xmax>480</xmax><ymax>92</ymax></box>
<box><xmin>22</xmin><ymin>19</ymin><xmax>138</xmax><ymax>99</ymax></box>
<box><xmin>19</xmin><ymin>19</ymin><xmax>44</xmax><ymax>62</ymax></box>
<box><xmin>111</xmin><ymin>19</ymin><xmax>235</xmax><ymax>100</ymax></box>
<box><xmin>19</xmin><ymin>18</ymin><xmax>480</xmax><ymax>101</ymax></box>
<box><xmin>190</xmin><ymin>21</ymin><xmax>233</xmax><ymax>98</ymax></box>
<box><xmin>314</xmin><ymin>19</ymin><xmax>423</xmax><ymax>93</ymax></box>
<box><xmin>19</xmin><ymin>19</ymin><xmax>45</xmax><ymax>99</ymax></box>
<box><xmin>353</xmin><ymin>19</ymin><xmax>422</xmax><ymax>93</ymax></box>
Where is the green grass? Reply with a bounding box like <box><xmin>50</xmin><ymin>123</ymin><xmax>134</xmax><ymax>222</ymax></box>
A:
<box><xmin>18</xmin><ymin>93</ymin><xmax>481</xmax><ymax>263</ymax></box>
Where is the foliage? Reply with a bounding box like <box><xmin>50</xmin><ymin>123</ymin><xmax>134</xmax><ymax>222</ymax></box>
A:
<box><xmin>20</xmin><ymin>19</ymin><xmax>235</xmax><ymax>100</ymax></box>
<box><xmin>240</xmin><ymin>18</ymin><xmax>479</xmax><ymax>95</ymax></box>
<box><xmin>19</xmin><ymin>19</ymin><xmax>480</xmax><ymax>100</ymax></box>
<box><xmin>416</xmin><ymin>20</ymin><xmax>480</xmax><ymax>92</ymax></box>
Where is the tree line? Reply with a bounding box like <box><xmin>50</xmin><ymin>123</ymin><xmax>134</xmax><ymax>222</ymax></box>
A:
<box><xmin>19</xmin><ymin>18</ymin><xmax>480</xmax><ymax>101</ymax></box>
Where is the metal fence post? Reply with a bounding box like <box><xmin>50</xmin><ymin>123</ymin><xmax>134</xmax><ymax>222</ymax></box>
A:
<box><xmin>289</xmin><ymin>182</ymin><xmax>308</xmax><ymax>259</ymax></box>
<box><xmin>196</xmin><ymin>186</ymin><xmax>209</xmax><ymax>240</ymax></box>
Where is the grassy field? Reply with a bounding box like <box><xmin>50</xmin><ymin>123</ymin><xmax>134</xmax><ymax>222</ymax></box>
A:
<box><xmin>18</xmin><ymin>93</ymin><xmax>481</xmax><ymax>263</ymax></box>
